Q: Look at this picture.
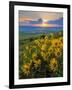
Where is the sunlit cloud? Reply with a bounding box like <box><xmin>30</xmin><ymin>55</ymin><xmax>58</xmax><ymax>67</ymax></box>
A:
<box><xmin>32</xmin><ymin>23</ymin><xmax>62</xmax><ymax>28</ymax></box>
<box><xmin>19</xmin><ymin>11</ymin><xmax>63</xmax><ymax>22</ymax></box>
<box><xmin>19</xmin><ymin>17</ymin><xmax>32</xmax><ymax>22</ymax></box>
<box><xmin>19</xmin><ymin>11</ymin><xmax>63</xmax><ymax>28</ymax></box>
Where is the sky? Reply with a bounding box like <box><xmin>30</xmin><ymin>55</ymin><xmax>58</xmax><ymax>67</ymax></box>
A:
<box><xmin>19</xmin><ymin>10</ymin><xmax>63</xmax><ymax>28</ymax></box>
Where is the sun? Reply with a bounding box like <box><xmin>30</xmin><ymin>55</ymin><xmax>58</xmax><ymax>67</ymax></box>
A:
<box><xmin>42</xmin><ymin>19</ymin><xmax>47</xmax><ymax>23</ymax></box>
<box><xmin>42</xmin><ymin>19</ymin><xmax>48</xmax><ymax>27</ymax></box>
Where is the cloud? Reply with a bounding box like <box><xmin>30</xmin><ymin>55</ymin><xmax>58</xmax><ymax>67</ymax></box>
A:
<box><xmin>19</xmin><ymin>10</ymin><xmax>63</xmax><ymax>22</ymax></box>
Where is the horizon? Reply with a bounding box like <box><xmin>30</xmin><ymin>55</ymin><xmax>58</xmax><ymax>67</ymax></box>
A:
<box><xmin>19</xmin><ymin>11</ymin><xmax>63</xmax><ymax>33</ymax></box>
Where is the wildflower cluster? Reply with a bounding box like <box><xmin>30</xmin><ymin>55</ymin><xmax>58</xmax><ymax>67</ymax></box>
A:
<box><xmin>19</xmin><ymin>32</ymin><xmax>63</xmax><ymax>79</ymax></box>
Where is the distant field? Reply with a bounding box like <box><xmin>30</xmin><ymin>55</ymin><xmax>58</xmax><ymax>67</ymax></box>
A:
<box><xmin>19</xmin><ymin>31</ymin><xmax>43</xmax><ymax>40</ymax></box>
<box><xmin>19</xmin><ymin>31</ymin><xmax>63</xmax><ymax>79</ymax></box>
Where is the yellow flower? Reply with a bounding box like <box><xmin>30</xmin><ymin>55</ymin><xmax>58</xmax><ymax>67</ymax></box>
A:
<box><xmin>38</xmin><ymin>43</ymin><xmax>42</xmax><ymax>48</ymax></box>
<box><xmin>47</xmin><ymin>46</ymin><xmax>53</xmax><ymax>57</ymax></box>
<box><xmin>26</xmin><ymin>46</ymin><xmax>29</xmax><ymax>50</ymax></box>
<box><xmin>45</xmin><ymin>39</ymin><xmax>49</xmax><ymax>45</ymax></box>
<box><xmin>40</xmin><ymin>39</ymin><xmax>44</xmax><ymax>44</ymax></box>
<box><xmin>49</xmin><ymin>58</ymin><xmax>58</xmax><ymax>72</ymax></box>
<box><xmin>41</xmin><ymin>52</ymin><xmax>45</xmax><ymax>57</ymax></box>
<box><xmin>58</xmin><ymin>37</ymin><xmax>63</xmax><ymax>48</ymax></box>
<box><xmin>23</xmin><ymin>63</ymin><xmax>30</xmax><ymax>76</ymax></box>
<box><xmin>32</xmin><ymin>45</ymin><xmax>37</xmax><ymax>49</ymax></box>
<box><xmin>34</xmin><ymin>39</ymin><xmax>38</xmax><ymax>43</ymax></box>
<box><xmin>41</xmin><ymin>44</ymin><xmax>47</xmax><ymax>51</ymax></box>
<box><xmin>48</xmin><ymin>46</ymin><xmax>53</xmax><ymax>53</ymax></box>
<box><xmin>28</xmin><ymin>47</ymin><xmax>32</xmax><ymax>53</ymax></box>
<box><xmin>32</xmin><ymin>52</ymin><xmax>37</xmax><ymax>59</ymax></box>
<box><xmin>44</xmin><ymin>35</ymin><xmax>48</xmax><ymax>40</ymax></box>
<box><xmin>55</xmin><ymin>48</ymin><xmax>62</xmax><ymax>57</ymax></box>
<box><xmin>51</xmin><ymin>39</ymin><xmax>59</xmax><ymax>48</ymax></box>
<box><xmin>34</xmin><ymin>39</ymin><xmax>40</xmax><ymax>45</ymax></box>
<box><xmin>41</xmin><ymin>52</ymin><xmax>47</xmax><ymax>60</ymax></box>
<box><xmin>34</xmin><ymin>39</ymin><xmax>42</xmax><ymax>48</ymax></box>
<box><xmin>23</xmin><ymin>53</ymin><xmax>27</xmax><ymax>58</ymax></box>
<box><xmin>44</xmin><ymin>36</ymin><xmax>49</xmax><ymax>44</ymax></box>
<box><xmin>59</xmin><ymin>37</ymin><xmax>63</xmax><ymax>43</ymax></box>
<box><xmin>33</xmin><ymin>59</ymin><xmax>41</xmax><ymax>69</ymax></box>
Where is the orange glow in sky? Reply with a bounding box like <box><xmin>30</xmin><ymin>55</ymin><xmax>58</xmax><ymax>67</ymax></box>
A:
<box><xmin>32</xmin><ymin>23</ymin><xmax>62</xmax><ymax>27</ymax></box>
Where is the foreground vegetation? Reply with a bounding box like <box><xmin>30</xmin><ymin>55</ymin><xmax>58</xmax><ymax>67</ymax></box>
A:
<box><xmin>19</xmin><ymin>31</ymin><xmax>63</xmax><ymax>79</ymax></box>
